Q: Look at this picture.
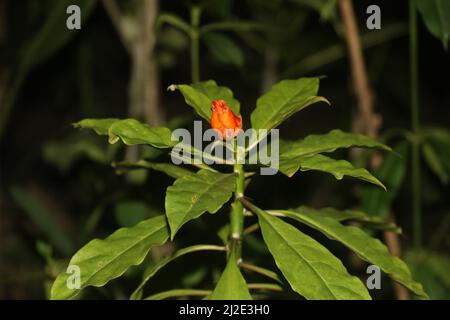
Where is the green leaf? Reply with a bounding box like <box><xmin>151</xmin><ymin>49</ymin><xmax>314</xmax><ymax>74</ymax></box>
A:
<box><xmin>277</xmin><ymin>208</ymin><xmax>428</xmax><ymax>299</ymax></box>
<box><xmin>203</xmin><ymin>32</ymin><xmax>244</xmax><ymax>66</ymax></box>
<box><xmin>252</xmin><ymin>205</ymin><xmax>370</xmax><ymax>300</ymax></box>
<box><xmin>50</xmin><ymin>215</ymin><xmax>169</xmax><ymax>300</ymax></box>
<box><xmin>107</xmin><ymin>119</ymin><xmax>175</xmax><ymax>148</ymax></box>
<box><xmin>113</xmin><ymin>160</ymin><xmax>195</xmax><ymax>179</ymax></box>
<box><xmin>74</xmin><ymin>118</ymin><xmax>119</xmax><ymax>135</ymax></box>
<box><xmin>171</xmin><ymin>80</ymin><xmax>240</xmax><ymax>121</ymax></box>
<box><xmin>422</xmin><ymin>127</ymin><xmax>450</xmax><ymax>173</ymax></box>
<box><xmin>279</xmin><ymin>154</ymin><xmax>386</xmax><ymax>189</ymax></box>
<box><xmin>251</xmin><ymin>77</ymin><xmax>329</xmax><ymax>130</ymax></box>
<box><xmin>361</xmin><ymin>141</ymin><xmax>409</xmax><ymax>218</ymax></box>
<box><xmin>289</xmin><ymin>206</ymin><xmax>382</xmax><ymax>222</ymax></box>
<box><xmin>211</xmin><ymin>250</ymin><xmax>252</xmax><ymax>300</ymax></box>
<box><xmin>272</xmin><ymin>206</ymin><xmax>399</xmax><ymax>231</ymax></box>
<box><xmin>165</xmin><ymin>170</ymin><xmax>236</xmax><ymax>239</ymax></box>
<box><xmin>422</xmin><ymin>142</ymin><xmax>448</xmax><ymax>184</ymax></box>
<box><xmin>417</xmin><ymin>0</ymin><xmax>450</xmax><ymax>50</ymax></box>
<box><xmin>74</xmin><ymin>118</ymin><xmax>176</xmax><ymax>148</ymax></box>
<box><xmin>131</xmin><ymin>244</ymin><xmax>225</xmax><ymax>300</ymax></box>
<box><xmin>267</xmin><ymin>206</ymin><xmax>392</xmax><ymax>224</ymax></box>
<box><xmin>279</xmin><ymin>129</ymin><xmax>391</xmax><ymax>158</ymax></box>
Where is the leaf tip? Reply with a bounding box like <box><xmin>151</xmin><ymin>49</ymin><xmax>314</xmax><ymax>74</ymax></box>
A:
<box><xmin>72</xmin><ymin>121</ymin><xmax>81</xmax><ymax>128</ymax></box>
<box><xmin>287</xmin><ymin>172</ymin><xmax>296</xmax><ymax>178</ymax></box>
<box><xmin>167</xmin><ymin>84</ymin><xmax>178</xmax><ymax>92</ymax></box>
<box><xmin>169</xmin><ymin>229</ymin><xmax>177</xmax><ymax>241</ymax></box>
<box><xmin>321</xmin><ymin>97</ymin><xmax>332</xmax><ymax>106</ymax></box>
<box><xmin>108</xmin><ymin>135</ymin><xmax>119</xmax><ymax>144</ymax></box>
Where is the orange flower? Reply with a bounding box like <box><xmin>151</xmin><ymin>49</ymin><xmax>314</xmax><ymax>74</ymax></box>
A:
<box><xmin>210</xmin><ymin>100</ymin><xmax>242</xmax><ymax>139</ymax></box>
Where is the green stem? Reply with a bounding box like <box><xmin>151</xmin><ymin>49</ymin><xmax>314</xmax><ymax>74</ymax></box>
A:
<box><xmin>145</xmin><ymin>289</ymin><xmax>211</xmax><ymax>300</ymax></box>
<box><xmin>409</xmin><ymin>0</ymin><xmax>421</xmax><ymax>249</ymax></box>
<box><xmin>247</xmin><ymin>283</ymin><xmax>283</xmax><ymax>292</ymax></box>
<box><xmin>230</xmin><ymin>139</ymin><xmax>245</xmax><ymax>260</ymax></box>
<box><xmin>239</xmin><ymin>262</ymin><xmax>282</xmax><ymax>284</ymax></box>
<box><xmin>243</xmin><ymin>223</ymin><xmax>259</xmax><ymax>235</ymax></box>
<box><xmin>131</xmin><ymin>244</ymin><xmax>225</xmax><ymax>299</ymax></box>
<box><xmin>190</xmin><ymin>6</ymin><xmax>201</xmax><ymax>83</ymax></box>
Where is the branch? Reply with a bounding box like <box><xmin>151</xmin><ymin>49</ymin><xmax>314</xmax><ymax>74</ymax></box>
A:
<box><xmin>339</xmin><ymin>0</ymin><xmax>407</xmax><ymax>301</ymax></box>
<box><xmin>339</xmin><ymin>0</ymin><xmax>380</xmax><ymax>138</ymax></box>
<box><xmin>101</xmin><ymin>0</ymin><xmax>132</xmax><ymax>54</ymax></box>
<box><xmin>383</xmin><ymin>213</ymin><xmax>410</xmax><ymax>300</ymax></box>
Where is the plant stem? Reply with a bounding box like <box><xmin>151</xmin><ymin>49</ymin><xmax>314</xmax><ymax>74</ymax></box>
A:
<box><xmin>339</xmin><ymin>0</ymin><xmax>380</xmax><ymax>139</ymax></box>
<box><xmin>247</xmin><ymin>283</ymin><xmax>283</xmax><ymax>292</ymax></box>
<box><xmin>144</xmin><ymin>289</ymin><xmax>211</xmax><ymax>300</ymax></box>
<box><xmin>239</xmin><ymin>262</ymin><xmax>282</xmax><ymax>283</ymax></box>
<box><xmin>409</xmin><ymin>0</ymin><xmax>421</xmax><ymax>249</ymax></box>
<box><xmin>230</xmin><ymin>140</ymin><xmax>245</xmax><ymax>260</ymax></box>
<box><xmin>243</xmin><ymin>223</ymin><xmax>259</xmax><ymax>235</ymax></box>
<box><xmin>190</xmin><ymin>6</ymin><xmax>201</xmax><ymax>83</ymax></box>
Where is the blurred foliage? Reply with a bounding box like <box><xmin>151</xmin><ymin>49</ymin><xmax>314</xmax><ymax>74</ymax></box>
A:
<box><xmin>0</xmin><ymin>0</ymin><xmax>98</xmax><ymax>138</ymax></box>
<box><xmin>10</xmin><ymin>186</ymin><xmax>75</xmax><ymax>255</ymax></box>
<box><xmin>42</xmin><ymin>133</ymin><xmax>119</xmax><ymax>172</ymax></box>
<box><xmin>0</xmin><ymin>0</ymin><xmax>449</xmax><ymax>299</ymax></box>
<box><xmin>406</xmin><ymin>250</ymin><xmax>450</xmax><ymax>299</ymax></box>
<box><xmin>416</xmin><ymin>0</ymin><xmax>450</xmax><ymax>50</ymax></box>
<box><xmin>361</xmin><ymin>141</ymin><xmax>409</xmax><ymax>219</ymax></box>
